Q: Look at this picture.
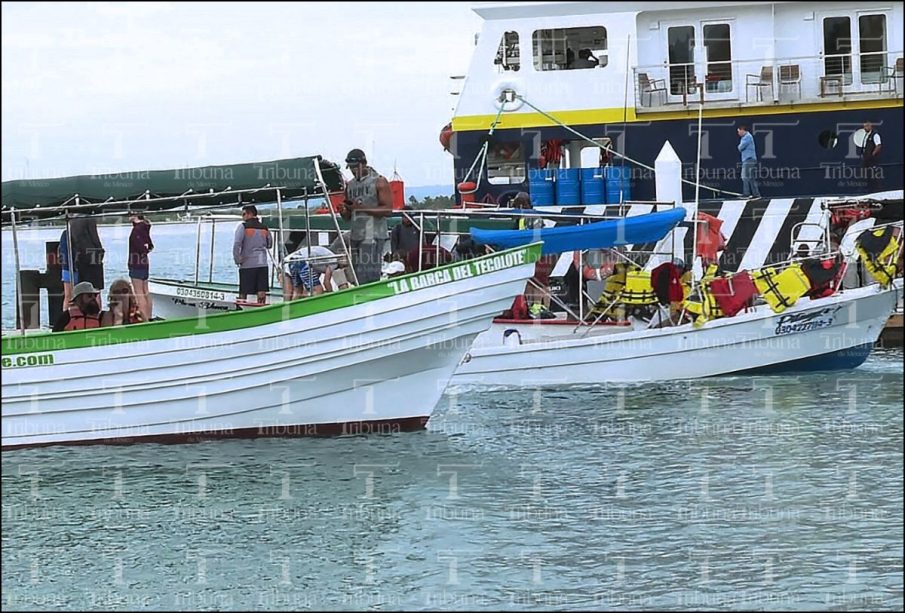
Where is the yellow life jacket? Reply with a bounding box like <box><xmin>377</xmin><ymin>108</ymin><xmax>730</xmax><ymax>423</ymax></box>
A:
<box><xmin>683</xmin><ymin>264</ymin><xmax>723</xmax><ymax>326</ymax></box>
<box><xmin>855</xmin><ymin>227</ymin><xmax>901</xmax><ymax>288</ymax></box>
<box><xmin>589</xmin><ymin>263</ymin><xmax>629</xmax><ymax>316</ymax></box>
<box><xmin>680</xmin><ymin>270</ymin><xmax>693</xmax><ymax>302</ymax></box>
<box><xmin>752</xmin><ymin>263</ymin><xmax>811</xmax><ymax>313</ymax></box>
<box><xmin>622</xmin><ymin>268</ymin><xmax>657</xmax><ymax>306</ymax></box>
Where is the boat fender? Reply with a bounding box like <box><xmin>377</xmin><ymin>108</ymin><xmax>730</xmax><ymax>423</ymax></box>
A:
<box><xmin>491</xmin><ymin>78</ymin><xmax>525</xmax><ymax>111</ymax></box>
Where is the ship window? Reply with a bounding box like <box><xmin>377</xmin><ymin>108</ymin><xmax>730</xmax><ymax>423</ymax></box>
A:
<box><xmin>487</xmin><ymin>142</ymin><xmax>525</xmax><ymax>185</ymax></box>
<box><xmin>494</xmin><ymin>31</ymin><xmax>520</xmax><ymax>72</ymax></box>
<box><xmin>823</xmin><ymin>17</ymin><xmax>852</xmax><ymax>84</ymax></box>
<box><xmin>667</xmin><ymin>26</ymin><xmax>696</xmax><ymax>95</ymax></box>
<box><xmin>532</xmin><ymin>26</ymin><xmax>607</xmax><ymax>71</ymax></box>
<box><xmin>703</xmin><ymin>24</ymin><xmax>733</xmax><ymax>93</ymax></box>
<box><xmin>858</xmin><ymin>15</ymin><xmax>886</xmax><ymax>84</ymax></box>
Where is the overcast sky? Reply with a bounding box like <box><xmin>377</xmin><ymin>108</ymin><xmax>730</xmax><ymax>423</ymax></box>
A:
<box><xmin>1</xmin><ymin>2</ymin><xmax>482</xmax><ymax>187</ymax></box>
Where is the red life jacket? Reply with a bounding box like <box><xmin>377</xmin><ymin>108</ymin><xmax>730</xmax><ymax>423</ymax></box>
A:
<box><xmin>696</xmin><ymin>212</ymin><xmax>726</xmax><ymax>264</ymax></box>
<box><xmin>63</xmin><ymin>306</ymin><xmax>102</xmax><ymax>331</ymax></box>
<box><xmin>650</xmin><ymin>262</ymin><xmax>684</xmax><ymax>305</ymax></box>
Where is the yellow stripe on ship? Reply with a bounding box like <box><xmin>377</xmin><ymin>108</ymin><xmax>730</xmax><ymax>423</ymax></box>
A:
<box><xmin>452</xmin><ymin>98</ymin><xmax>904</xmax><ymax>132</ymax></box>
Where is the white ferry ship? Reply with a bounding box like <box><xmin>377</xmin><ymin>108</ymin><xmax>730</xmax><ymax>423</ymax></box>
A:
<box><xmin>444</xmin><ymin>1</ymin><xmax>904</xmax><ymax>204</ymax></box>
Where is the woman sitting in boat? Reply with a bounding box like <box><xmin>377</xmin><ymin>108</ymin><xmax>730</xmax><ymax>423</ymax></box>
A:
<box><xmin>102</xmin><ymin>279</ymin><xmax>145</xmax><ymax>326</ymax></box>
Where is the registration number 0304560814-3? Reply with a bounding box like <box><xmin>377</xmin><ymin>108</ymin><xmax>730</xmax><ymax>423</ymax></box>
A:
<box><xmin>174</xmin><ymin>287</ymin><xmax>227</xmax><ymax>302</ymax></box>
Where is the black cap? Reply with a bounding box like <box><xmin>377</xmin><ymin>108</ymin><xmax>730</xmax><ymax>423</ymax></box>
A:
<box><xmin>345</xmin><ymin>148</ymin><xmax>367</xmax><ymax>167</ymax></box>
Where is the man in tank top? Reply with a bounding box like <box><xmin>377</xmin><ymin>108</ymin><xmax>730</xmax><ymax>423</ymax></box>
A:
<box><xmin>340</xmin><ymin>149</ymin><xmax>393</xmax><ymax>284</ymax></box>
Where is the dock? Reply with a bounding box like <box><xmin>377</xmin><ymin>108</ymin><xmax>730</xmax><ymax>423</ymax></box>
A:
<box><xmin>879</xmin><ymin>312</ymin><xmax>904</xmax><ymax>348</ymax></box>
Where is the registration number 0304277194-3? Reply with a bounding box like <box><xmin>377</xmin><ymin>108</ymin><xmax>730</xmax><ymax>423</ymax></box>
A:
<box><xmin>773</xmin><ymin>306</ymin><xmax>842</xmax><ymax>336</ymax></box>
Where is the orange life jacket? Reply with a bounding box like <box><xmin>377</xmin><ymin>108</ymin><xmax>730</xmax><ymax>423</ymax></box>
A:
<box><xmin>696</xmin><ymin>212</ymin><xmax>726</xmax><ymax>264</ymax></box>
<box><xmin>63</xmin><ymin>306</ymin><xmax>102</xmax><ymax>331</ymax></box>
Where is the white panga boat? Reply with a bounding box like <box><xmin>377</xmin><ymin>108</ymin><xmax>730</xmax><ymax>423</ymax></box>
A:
<box><xmin>0</xmin><ymin>243</ymin><xmax>541</xmax><ymax>449</ymax></box>
<box><xmin>454</xmin><ymin>280</ymin><xmax>902</xmax><ymax>387</ymax></box>
<box><xmin>450</xmin><ymin>214</ymin><xmax>904</xmax><ymax>387</ymax></box>
<box><xmin>1</xmin><ymin>156</ymin><xmax>542</xmax><ymax>448</ymax></box>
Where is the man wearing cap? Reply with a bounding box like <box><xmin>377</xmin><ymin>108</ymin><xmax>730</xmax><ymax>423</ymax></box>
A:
<box><xmin>341</xmin><ymin>149</ymin><xmax>393</xmax><ymax>284</ymax></box>
<box><xmin>52</xmin><ymin>281</ymin><xmax>103</xmax><ymax>332</ymax></box>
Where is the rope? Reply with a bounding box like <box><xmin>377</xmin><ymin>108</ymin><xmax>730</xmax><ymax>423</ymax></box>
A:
<box><xmin>458</xmin><ymin>106</ymin><xmax>507</xmax><ymax>191</ymax></box>
<box><xmin>514</xmin><ymin>95</ymin><xmax>745</xmax><ymax>199</ymax></box>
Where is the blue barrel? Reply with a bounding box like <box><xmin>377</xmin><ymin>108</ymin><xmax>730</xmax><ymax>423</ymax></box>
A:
<box><xmin>527</xmin><ymin>168</ymin><xmax>555</xmax><ymax>207</ymax></box>
<box><xmin>580</xmin><ymin>167</ymin><xmax>606</xmax><ymax>205</ymax></box>
<box><xmin>605</xmin><ymin>165</ymin><xmax>632</xmax><ymax>204</ymax></box>
<box><xmin>555</xmin><ymin>168</ymin><xmax>581</xmax><ymax>205</ymax></box>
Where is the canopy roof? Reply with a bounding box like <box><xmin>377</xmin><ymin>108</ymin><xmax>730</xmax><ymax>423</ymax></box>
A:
<box><xmin>1</xmin><ymin>156</ymin><xmax>344</xmax><ymax>221</ymax></box>
<box><xmin>471</xmin><ymin>207</ymin><xmax>687</xmax><ymax>254</ymax></box>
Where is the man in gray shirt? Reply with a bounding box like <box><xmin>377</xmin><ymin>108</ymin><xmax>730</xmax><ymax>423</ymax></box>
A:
<box><xmin>233</xmin><ymin>204</ymin><xmax>273</xmax><ymax>303</ymax></box>
<box><xmin>340</xmin><ymin>149</ymin><xmax>393</xmax><ymax>284</ymax></box>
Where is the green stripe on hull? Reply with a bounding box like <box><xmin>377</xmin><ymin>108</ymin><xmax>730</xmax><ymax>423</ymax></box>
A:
<box><xmin>2</xmin><ymin>243</ymin><xmax>541</xmax><ymax>356</ymax></box>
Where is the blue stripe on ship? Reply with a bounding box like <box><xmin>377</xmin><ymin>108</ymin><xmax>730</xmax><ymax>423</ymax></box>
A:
<box><xmin>724</xmin><ymin>342</ymin><xmax>875</xmax><ymax>376</ymax></box>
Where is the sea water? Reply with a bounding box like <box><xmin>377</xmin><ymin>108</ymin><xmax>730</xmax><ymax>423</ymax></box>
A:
<box><xmin>1</xmin><ymin>224</ymin><xmax>903</xmax><ymax>611</ymax></box>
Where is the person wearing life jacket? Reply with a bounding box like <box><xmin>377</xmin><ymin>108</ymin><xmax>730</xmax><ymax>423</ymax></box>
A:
<box><xmin>53</xmin><ymin>281</ymin><xmax>103</xmax><ymax>332</ymax></box>
<box><xmin>233</xmin><ymin>204</ymin><xmax>273</xmax><ymax>304</ymax></box>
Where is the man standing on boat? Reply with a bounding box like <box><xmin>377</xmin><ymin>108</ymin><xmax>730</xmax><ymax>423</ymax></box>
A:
<box><xmin>859</xmin><ymin>120</ymin><xmax>882</xmax><ymax>192</ymax></box>
<box><xmin>233</xmin><ymin>204</ymin><xmax>273</xmax><ymax>304</ymax></box>
<box><xmin>70</xmin><ymin>214</ymin><xmax>105</xmax><ymax>290</ymax></box>
<box><xmin>737</xmin><ymin>124</ymin><xmax>761</xmax><ymax>199</ymax></box>
<box><xmin>341</xmin><ymin>149</ymin><xmax>393</xmax><ymax>284</ymax></box>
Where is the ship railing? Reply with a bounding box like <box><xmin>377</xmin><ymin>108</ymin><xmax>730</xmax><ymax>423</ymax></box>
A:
<box><xmin>634</xmin><ymin>50</ymin><xmax>904</xmax><ymax>113</ymax></box>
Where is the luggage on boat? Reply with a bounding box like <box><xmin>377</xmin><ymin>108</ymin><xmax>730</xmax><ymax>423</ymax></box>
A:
<box><xmin>709</xmin><ymin>271</ymin><xmax>759</xmax><ymax>317</ymax></box>
<box><xmin>752</xmin><ymin>263</ymin><xmax>811</xmax><ymax>313</ymax></box>
<box><xmin>800</xmin><ymin>255</ymin><xmax>845</xmax><ymax>298</ymax></box>
<box><xmin>855</xmin><ymin>226</ymin><xmax>901</xmax><ymax>288</ymax></box>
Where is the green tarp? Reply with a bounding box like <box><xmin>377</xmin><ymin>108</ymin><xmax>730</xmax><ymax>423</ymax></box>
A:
<box><xmin>1</xmin><ymin>156</ymin><xmax>344</xmax><ymax>221</ymax></box>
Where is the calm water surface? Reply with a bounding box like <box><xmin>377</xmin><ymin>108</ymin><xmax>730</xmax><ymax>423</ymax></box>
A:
<box><xmin>2</xmin><ymin>350</ymin><xmax>902</xmax><ymax>611</ymax></box>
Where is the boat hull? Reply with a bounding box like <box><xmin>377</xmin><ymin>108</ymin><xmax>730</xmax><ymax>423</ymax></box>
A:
<box><xmin>2</xmin><ymin>246</ymin><xmax>540</xmax><ymax>449</ymax></box>
<box><xmin>453</xmin><ymin>281</ymin><xmax>900</xmax><ymax>387</ymax></box>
